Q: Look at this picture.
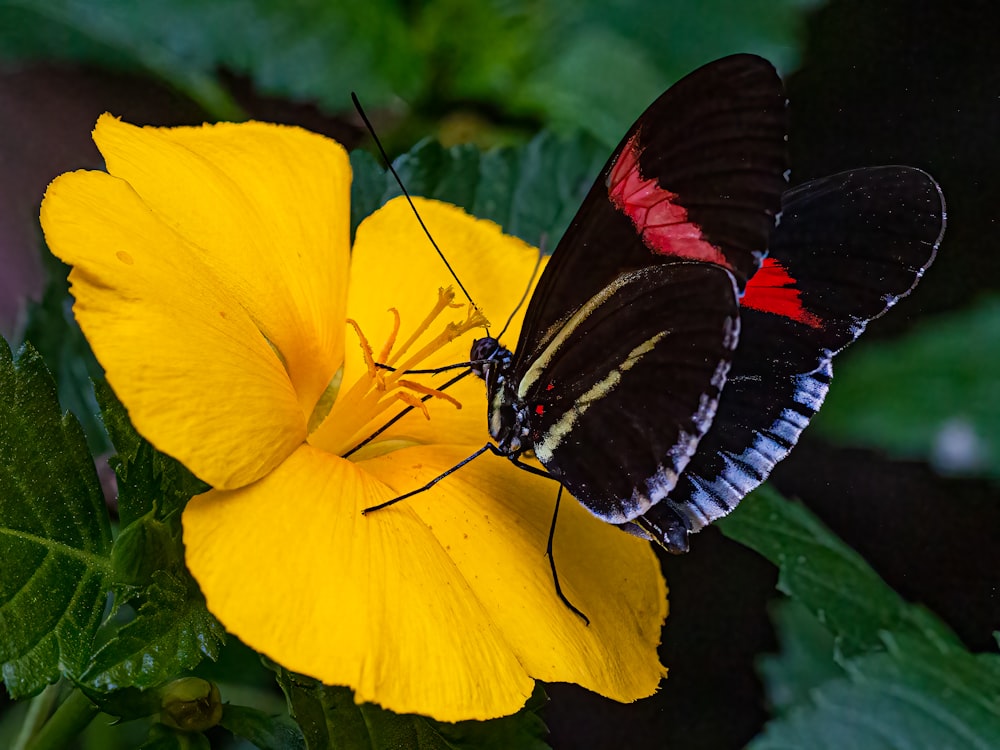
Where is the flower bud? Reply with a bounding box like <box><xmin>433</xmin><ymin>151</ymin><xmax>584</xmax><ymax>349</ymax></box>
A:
<box><xmin>159</xmin><ymin>677</ymin><xmax>222</xmax><ymax>732</ymax></box>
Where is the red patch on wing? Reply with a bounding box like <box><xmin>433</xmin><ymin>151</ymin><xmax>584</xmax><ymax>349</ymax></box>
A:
<box><xmin>608</xmin><ymin>133</ymin><xmax>729</xmax><ymax>267</ymax></box>
<box><xmin>742</xmin><ymin>258</ymin><xmax>823</xmax><ymax>328</ymax></box>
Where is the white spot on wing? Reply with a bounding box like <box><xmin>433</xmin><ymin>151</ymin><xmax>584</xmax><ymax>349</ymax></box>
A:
<box><xmin>673</xmin><ymin>361</ymin><xmax>833</xmax><ymax>533</ymax></box>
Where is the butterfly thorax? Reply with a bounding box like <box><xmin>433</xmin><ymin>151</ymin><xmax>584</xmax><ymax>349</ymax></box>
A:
<box><xmin>470</xmin><ymin>336</ymin><xmax>532</xmax><ymax>458</ymax></box>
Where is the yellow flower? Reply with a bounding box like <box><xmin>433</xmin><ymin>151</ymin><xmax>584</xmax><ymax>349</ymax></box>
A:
<box><xmin>40</xmin><ymin>114</ymin><xmax>667</xmax><ymax>721</ymax></box>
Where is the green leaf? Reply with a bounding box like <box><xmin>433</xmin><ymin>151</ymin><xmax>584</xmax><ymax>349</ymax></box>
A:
<box><xmin>275</xmin><ymin>666</ymin><xmax>549</xmax><ymax>750</ymax></box>
<box><xmin>67</xmin><ymin>382</ymin><xmax>222</xmax><ymax>696</ymax></box>
<box><xmin>758</xmin><ymin>600</ymin><xmax>844</xmax><ymax>714</ymax></box>
<box><xmin>817</xmin><ymin>298</ymin><xmax>1000</xmax><ymax>479</ymax></box>
<box><xmin>350</xmin><ymin>130</ymin><xmax>608</xmax><ymax>248</ymax></box>
<box><xmin>0</xmin><ymin>0</ymin><xmax>424</xmax><ymax>119</ymax></box>
<box><xmin>110</xmin><ymin>510</ymin><xmax>183</xmax><ymax>588</ymax></box>
<box><xmin>750</xmin><ymin>634</ymin><xmax>1000</xmax><ymax>749</ymax></box>
<box><xmin>95</xmin><ymin>382</ymin><xmax>208</xmax><ymax>528</ymax></box>
<box><xmin>724</xmin><ymin>489</ymin><xmax>1000</xmax><ymax>745</ymax></box>
<box><xmin>83</xmin><ymin>570</ymin><xmax>225</xmax><ymax>691</ymax></box>
<box><xmin>20</xmin><ymin>256</ymin><xmax>108</xmax><ymax>454</ymax></box>
<box><xmin>0</xmin><ymin>338</ymin><xmax>113</xmax><ymax>698</ymax></box>
<box><xmin>718</xmin><ymin>485</ymin><xmax>962</xmax><ymax>657</ymax></box>
<box><xmin>220</xmin><ymin>704</ymin><xmax>305</xmax><ymax>750</ymax></box>
<box><xmin>350</xmin><ymin>149</ymin><xmax>392</xmax><ymax>242</ymax></box>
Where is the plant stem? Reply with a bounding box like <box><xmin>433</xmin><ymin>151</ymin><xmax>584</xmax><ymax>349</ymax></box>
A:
<box><xmin>11</xmin><ymin>683</ymin><xmax>60</xmax><ymax>750</ymax></box>
<box><xmin>23</xmin><ymin>689</ymin><xmax>99</xmax><ymax>750</ymax></box>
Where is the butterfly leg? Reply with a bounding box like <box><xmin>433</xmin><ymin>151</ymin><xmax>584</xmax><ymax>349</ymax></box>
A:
<box><xmin>497</xmin><ymin>451</ymin><xmax>590</xmax><ymax>625</ymax></box>
<box><xmin>374</xmin><ymin>361</ymin><xmax>479</xmax><ymax>374</ymax></box>
<box><xmin>362</xmin><ymin>442</ymin><xmax>493</xmax><ymax>513</ymax></box>
<box><xmin>365</xmin><ymin>441</ymin><xmax>590</xmax><ymax>623</ymax></box>
<box><xmin>546</xmin><ymin>485</ymin><xmax>590</xmax><ymax>625</ymax></box>
<box><xmin>363</xmin><ymin>440</ymin><xmax>538</xmax><ymax>513</ymax></box>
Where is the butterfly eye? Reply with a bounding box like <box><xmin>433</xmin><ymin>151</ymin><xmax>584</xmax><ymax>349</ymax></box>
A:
<box><xmin>469</xmin><ymin>336</ymin><xmax>495</xmax><ymax>360</ymax></box>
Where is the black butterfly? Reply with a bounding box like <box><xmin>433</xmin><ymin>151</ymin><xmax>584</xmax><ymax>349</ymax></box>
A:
<box><xmin>465</xmin><ymin>54</ymin><xmax>945</xmax><ymax>554</ymax></box>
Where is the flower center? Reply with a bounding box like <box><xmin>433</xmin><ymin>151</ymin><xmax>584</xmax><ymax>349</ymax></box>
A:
<box><xmin>307</xmin><ymin>287</ymin><xmax>489</xmax><ymax>459</ymax></box>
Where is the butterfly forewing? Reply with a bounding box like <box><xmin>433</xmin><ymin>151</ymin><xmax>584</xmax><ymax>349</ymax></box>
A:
<box><xmin>626</xmin><ymin>55</ymin><xmax>789</xmax><ymax>284</ymax></box>
<box><xmin>511</xmin><ymin>54</ymin><xmax>788</xmax><ymax>372</ymax></box>
<box><xmin>516</xmin><ymin>263</ymin><xmax>740</xmax><ymax>525</ymax></box>
<box><xmin>633</xmin><ymin>166</ymin><xmax>946</xmax><ymax>550</ymax></box>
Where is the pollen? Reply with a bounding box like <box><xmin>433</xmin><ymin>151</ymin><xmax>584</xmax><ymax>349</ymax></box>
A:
<box><xmin>307</xmin><ymin>287</ymin><xmax>489</xmax><ymax>457</ymax></box>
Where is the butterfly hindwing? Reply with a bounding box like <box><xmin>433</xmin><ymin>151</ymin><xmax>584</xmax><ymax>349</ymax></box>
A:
<box><xmin>632</xmin><ymin>166</ymin><xmax>946</xmax><ymax>551</ymax></box>
<box><xmin>743</xmin><ymin>166</ymin><xmax>945</xmax><ymax>349</ymax></box>
<box><xmin>510</xmin><ymin>54</ymin><xmax>788</xmax><ymax>375</ymax></box>
<box><xmin>513</xmin><ymin>262</ymin><xmax>740</xmax><ymax>525</ymax></box>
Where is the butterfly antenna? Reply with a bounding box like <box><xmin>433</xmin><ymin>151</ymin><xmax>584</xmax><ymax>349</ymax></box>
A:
<box><xmin>351</xmin><ymin>92</ymin><xmax>481</xmax><ymax>318</ymax></box>
<box><xmin>496</xmin><ymin>236</ymin><xmax>545</xmax><ymax>341</ymax></box>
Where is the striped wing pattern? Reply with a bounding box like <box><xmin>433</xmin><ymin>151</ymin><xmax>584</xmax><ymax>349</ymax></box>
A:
<box><xmin>517</xmin><ymin>263</ymin><xmax>740</xmax><ymax>524</ymax></box>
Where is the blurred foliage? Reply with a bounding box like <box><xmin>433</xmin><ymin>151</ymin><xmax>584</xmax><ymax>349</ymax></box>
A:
<box><xmin>721</xmin><ymin>487</ymin><xmax>1000</xmax><ymax>748</ymax></box>
<box><xmin>0</xmin><ymin>0</ymin><xmax>423</xmax><ymax>121</ymax></box>
<box><xmin>817</xmin><ymin>298</ymin><xmax>1000</xmax><ymax>479</ymax></box>
<box><xmin>20</xmin><ymin>255</ymin><xmax>107</xmax><ymax>454</ymax></box>
<box><xmin>0</xmin><ymin>0</ymin><xmax>818</xmax><ymax>147</ymax></box>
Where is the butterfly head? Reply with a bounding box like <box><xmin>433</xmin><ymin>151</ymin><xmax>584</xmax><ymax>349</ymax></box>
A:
<box><xmin>469</xmin><ymin>336</ymin><xmax>511</xmax><ymax>381</ymax></box>
<box><xmin>469</xmin><ymin>336</ymin><xmax>531</xmax><ymax>457</ymax></box>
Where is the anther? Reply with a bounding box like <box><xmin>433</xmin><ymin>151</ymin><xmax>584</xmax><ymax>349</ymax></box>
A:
<box><xmin>397</xmin><ymin>379</ymin><xmax>462</xmax><ymax>409</ymax></box>
<box><xmin>394</xmin><ymin>391</ymin><xmax>431</xmax><ymax>419</ymax></box>
<box><xmin>346</xmin><ymin>318</ymin><xmax>377</xmax><ymax>379</ymax></box>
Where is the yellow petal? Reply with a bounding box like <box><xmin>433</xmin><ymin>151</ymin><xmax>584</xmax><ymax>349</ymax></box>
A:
<box><xmin>184</xmin><ymin>443</ymin><xmax>666</xmax><ymax>721</ymax></box>
<box><xmin>183</xmin><ymin>445</ymin><xmax>536</xmax><ymax>721</ymax></box>
<box><xmin>41</xmin><ymin>170</ymin><xmax>305</xmax><ymax>489</ymax></box>
<box><xmin>365</xmin><ymin>444</ymin><xmax>668</xmax><ymax>702</ymax></box>
<box><xmin>91</xmin><ymin>114</ymin><xmax>350</xmax><ymax>415</ymax></box>
<box><xmin>310</xmin><ymin>197</ymin><xmax>543</xmax><ymax>456</ymax></box>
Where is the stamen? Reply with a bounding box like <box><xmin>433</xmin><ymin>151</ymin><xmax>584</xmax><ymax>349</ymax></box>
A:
<box><xmin>346</xmin><ymin>319</ymin><xmax>377</xmax><ymax>379</ymax></box>
<box><xmin>388</xmin><ymin>287</ymin><xmax>458</xmax><ymax>366</ymax></box>
<box><xmin>308</xmin><ymin>291</ymin><xmax>490</xmax><ymax>458</ymax></box>
<box><xmin>397</xmin><ymin>379</ymin><xmax>462</xmax><ymax>409</ymax></box>
<box><xmin>391</xmin><ymin>304</ymin><xmax>489</xmax><ymax>376</ymax></box>
<box><xmin>378</xmin><ymin>308</ymin><xmax>401</xmax><ymax>363</ymax></box>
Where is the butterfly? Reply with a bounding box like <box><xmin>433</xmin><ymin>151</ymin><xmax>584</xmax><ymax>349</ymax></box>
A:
<box><xmin>466</xmin><ymin>53</ymin><xmax>945</xmax><ymax>553</ymax></box>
